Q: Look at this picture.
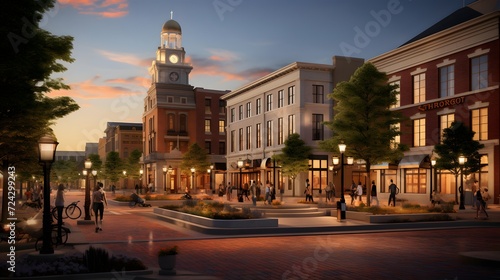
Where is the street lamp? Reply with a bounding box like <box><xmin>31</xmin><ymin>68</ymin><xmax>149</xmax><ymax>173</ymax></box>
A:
<box><xmin>162</xmin><ymin>166</ymin><xmax>167</xmax><ymax>192</ymax></box>
<box><xmin>38</xmin><ymin>134</ymin><xmax>58</xmax><ymax>254</ymax></box>
<box><xmin>83</xmin><ymin>159</ymin><xmax>92</xmax><ymax>220</ymax></box>
<box><xmin>332</xmin><ymin>143</ymin><xmax>354</xmax><ymax>221</ymax></box>
<box><xmin>92</xmin><ymin>170</ymin><xmax>97</xmax><ymax>190</ymax></box>
<box><xmin>122</xmin><ymin>170</ymin><xmax>127</xmax><ymax>190</ymax></box>
<box><xmin>237</xmin><ymin>159</ymin><xmax>244</xmax><ymax>197</ymax></box>
<box><xmin>430</xmin><ymin>158</ymin><xmax>436</xmax><ymax>201</ymax></box>
<box><xmin>209</xmin><ymin>164</ymin><xmax>214</xmax><ymax>192</ymax></box>
<box><xmin>459</xmin><ymin>155</ymin><xmax>467</xmax><ymax>210</ymax></box>
<box><xmin>168</xmin><ymin>166</ymin><xmax>173</xmax><ymax>193</ymax></box>
<box><xmin>190</xmin><ymin>167</ymin><xmax>195</xmax><ymax>190</ymax></box>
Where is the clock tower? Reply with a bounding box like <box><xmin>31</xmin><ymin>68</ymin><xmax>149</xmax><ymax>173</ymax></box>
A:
<box><xmin>149</xmin><ymin>12</ymin><xmax>192</xmax><ymax>85</ymax></box>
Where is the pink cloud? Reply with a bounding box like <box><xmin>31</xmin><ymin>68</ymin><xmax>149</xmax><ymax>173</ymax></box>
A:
<box><xmin>98</xmin><ymin>50</ymin><xmax>151</xmax><ymax>67</ymax></box>
<box><xmin>58</xmin><ymin>0</ymin><xmax>128</xmax><ymax>18</ymax></box>
<box><xmin>48</xmin><ymin>76</ymin><xmax>144</xmax><ymax>100</ymax></box>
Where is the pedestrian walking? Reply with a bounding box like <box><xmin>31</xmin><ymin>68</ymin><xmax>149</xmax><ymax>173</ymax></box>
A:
<box><xmin>330</xmin><ymin>182</ymin><xmax>336</xmax><ymax>203</ymax></box>
<box><xmin>243</xmin><ymin>182</ymin><xmax>250</xmax><ymax>201</ymax></box>
<box><xmin>357</xmin><ymin>182</ymin><xmax>363</xmax><ymax>204</ymax></box>
<box><xmin>279</xmin><ymin>184</ymin><xmax>284</xmax><ymax>202</ymax></box>
<box><xmin>370</xmin><ymin>180</ymin><xmax>379</xmax><ymax>206</ymax></box>
<box><xmin>350</xmin><ymin>182</ymin><xmax>356</xmax><ymax>205</ymax></box>
<box><xmin>482</xmin><ymin>187</ymin><xmax>491</xmax><ymax>209</ymax></box>
<box><xmin>91</xmin><ymin>182</ymin><xmax>108</xmax><ymax>233</ymax></box>
<box><xmin>55</xmin><ymin>184</ymin><xmax>65</xmax><ymax>243</ymax></box>
<box><xmin>475</xmin><ymin>184</ymin><xmax>489</xmax><ymax>219</ymax></box>
<box><xmin>250</xmin><ymin>180</ymin><xmax>257</xmax><ymax>206</ymax></box>
<box><xmin>265</xmin><ymin>181</ymin><xmax>271</xmax><ymax>204</ymax></box>
<box><xmin>388</xmin><ymin>179</ymin><xmax>399</xmax><ymax>207</ymax></box>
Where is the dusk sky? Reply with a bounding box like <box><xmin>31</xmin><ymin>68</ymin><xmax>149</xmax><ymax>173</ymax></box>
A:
<box><xmin>45</xmin><ymin>0</ymin><xmax>476</xmax><ymax>151</ymax></box>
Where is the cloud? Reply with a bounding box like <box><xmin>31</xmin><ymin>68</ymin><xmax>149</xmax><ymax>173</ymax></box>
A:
<box><xmin>189</xmin><ymin>49</ymin><xmax>274</xmax><ymax>83</ymax></box>
<box><xmin>48</xmin><ymin>76</ymin><xmax>145</xmax><ymax>99</ymax></box>
<box><xmin>58</xmin><ymin>0</ymin><xmax>128</xmax><ymax>18</ymax></box>
<box><xmin>97</xmin><ymin>50</ymin><xmax>151</xmax><ymax>67</ymax></box>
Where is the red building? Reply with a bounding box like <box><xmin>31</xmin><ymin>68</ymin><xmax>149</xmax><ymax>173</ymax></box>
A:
<box><xmin>370</xmin><ymin>0</ymin><xmax>499</xmax><ymax>205</ymax></box>
<box><xmin>141</xmin><ymin>16</ymin><xmax>228</xmax><ymax>193</ymax></box>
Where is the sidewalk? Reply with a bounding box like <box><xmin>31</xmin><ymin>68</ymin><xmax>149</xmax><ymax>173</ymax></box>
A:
<box><xmin>5</xmin><ymin>193</ymin><xmax>500</xmax><ymax>279</ymax></box>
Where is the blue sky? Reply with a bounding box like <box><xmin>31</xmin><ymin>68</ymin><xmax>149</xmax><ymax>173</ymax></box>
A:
<box><xmin>45</xmin><ymin>0</ymin><xmax>476</xmax><ymax>151</ymax></box>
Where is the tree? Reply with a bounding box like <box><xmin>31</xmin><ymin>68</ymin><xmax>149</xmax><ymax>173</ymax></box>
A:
<box><xmin>180</xmin><ymin>143</ymin><xmax>210</xmax><ymax>189</ymax></box>
<box><xmin>433</xmin><ymin>121</ymin><xmax>484</xmax><ymax>205</ymax></box>
<box><xmin>124</xmin><ymin>149</ymin><xmax>142</xmax><ymax>180</ymax></box>
<box><xmin>1</xmin><ymin>0</ymin><xmax>79</xmax><ymax>222</ymax></box>
<box><xmin>272</xmin><ymin>133</ymin><xmax>311</xmax><ymax>196</ymax></box>
<box><xmin>321</xmin><ymin>63</ymin><xmax>408</xmax><ymax>206</ymax></box>
<box><xmin>104</xmin><ymin>152</ymin><xmax>123</xmax><ymax>186</ymax></box>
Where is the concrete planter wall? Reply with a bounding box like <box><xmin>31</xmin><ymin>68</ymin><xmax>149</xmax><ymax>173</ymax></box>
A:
<box><xmin>154</xmin><ymin>208</ymin><xmax>278</xmax><ymax>228</ymax></box>
<box><xmin>345</xmin><ymin>211</ymin><xmax>451</xmax><ymax>223</ymax></box>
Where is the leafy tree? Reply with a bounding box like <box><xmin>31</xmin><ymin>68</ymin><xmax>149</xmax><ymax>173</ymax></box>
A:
<box><xmin>434</xmin><ymin>121</ymin><xmax>484</xmax><ymax>205</ymax></box>
<box><xmin>52</xmin><ymin>159</ymin><xmax>79</xmax><ymax>186</ymax></box>
<box><xmin>88</xmin><ymin>154</ymin><xmax>103</xmax><ymax>182</ymax></box>
<box><xmin>1</xmin><ymin>0</ymin><xmax>79</xmax><ymax>222</ymax></box>
<box><xmin>272</xmin><ymin>133</ymin><xmax>311</xmax><ymax>196</ymax></box>
<box><xmin>124</xmin><ymin>149</ymin><xmax>142</xmax><ymax>180</ymax></box>
<box><xmin>321</xmin><ymin>63</ymin><xmax>408</xmax><ymax>206</ymax></box>
<box><xmin>180</xmin><ymin>143</ymin><xmax>210</xmax><ymax>188</ymax></box>
<box><xmin>104</xmin><ymin>152</ymin><xmax>123</xmax><ymax>185</ymax></box>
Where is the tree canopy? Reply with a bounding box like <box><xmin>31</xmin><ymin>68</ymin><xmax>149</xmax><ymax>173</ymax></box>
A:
<box><xmin>273</xmin><ymin>133</ymin><xmax>311</xmax><ymax>179</ymax></box>
<box><xmin>1</xmin><ymin>0</ymin><xmax>79</xmax><ymax>222</ymax></box>
<box><xmin>434</xmin><ymin>121</ymin><xmax>484</xmax><ymax>203</ymax></box>
<box><xmin>321</xmin><ymin>63</ymin><xmax>408</xmax><ymax>206</ymax></box>
<box><xmin>180</xmin><ymin>143</ymin><xmax>210</xmax><ymax>176</ymax></box>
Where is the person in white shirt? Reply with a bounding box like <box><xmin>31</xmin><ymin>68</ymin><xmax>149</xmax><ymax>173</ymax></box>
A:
<box><xmin>356</xmin><ymin>182</ymin><xmax>363</xmax><ymax>203</ymax></box>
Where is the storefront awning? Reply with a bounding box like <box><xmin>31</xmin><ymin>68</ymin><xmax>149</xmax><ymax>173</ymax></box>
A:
<box><xmin>371</xmin><ymin>162</ymin><xmax>399</xmax><ymax>170</ymax></box>
<box><xmin>261</xmin><ymin>158</ymin><xmax>271</xmax><ymax>169</ymax></box>
<box><xmin>399</xmin><ymin>154</ymin><xmax>430</xmax><ymax>169</ymax></box>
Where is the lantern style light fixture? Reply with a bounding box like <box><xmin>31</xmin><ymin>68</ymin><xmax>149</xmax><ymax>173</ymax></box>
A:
<box><xmin>37</xmin><ymin>134</ymin><xmax>58</xmax><ymax>254</ymax></box>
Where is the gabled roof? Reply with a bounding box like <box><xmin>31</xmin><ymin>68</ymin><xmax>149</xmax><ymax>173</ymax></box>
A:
<box><xmin>401</xmin><ymin>6</ymin><xmax>483</xmax><ymax>46</ymax></box>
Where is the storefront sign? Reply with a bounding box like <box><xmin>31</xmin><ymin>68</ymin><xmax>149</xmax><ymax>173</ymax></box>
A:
<box><xmin>418</xmin><ymin>96</ymin><xmax>465</xmax><ymax>111</ymax></box>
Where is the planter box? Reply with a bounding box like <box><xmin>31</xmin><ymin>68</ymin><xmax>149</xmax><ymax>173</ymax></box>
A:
<box><xmin>345</xmin><ymin>211</ymin><xmax>451</xmax><ymax>223</ymax></box>
<box><xmin>154</xmin><ymin>208</ymin><xmax>278</xmax><ymax>228</ymax></box>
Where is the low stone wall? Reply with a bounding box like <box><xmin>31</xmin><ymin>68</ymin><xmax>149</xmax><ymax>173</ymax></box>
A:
<box><xmin>154</xmin><ymin>208</ymin><xmax>278</xmax><ymax>228</ymax></box>
<box><xmin>344</xmin><ymin>211</ymin><xmax>451</xmax><ymax>223</ymax></box>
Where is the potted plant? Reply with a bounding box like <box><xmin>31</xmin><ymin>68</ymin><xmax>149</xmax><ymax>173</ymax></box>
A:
<box><xmin>158</xmin><ymin>245</ymin><xmax>178</xmax><ymax>274</ymax></box>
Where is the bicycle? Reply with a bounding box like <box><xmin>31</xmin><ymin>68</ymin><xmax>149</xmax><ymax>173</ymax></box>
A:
<box><xmin>51</xmin><ymin>201</ymin><xmax>82</xmax><ymax>220</ymax></box>
<box><xmin>65</xmin><ymin>201</ymin><xmax>82</xmax><ymax>219</ymax></box>
<box><xmin>34</xmin><ymin>224</ymin><xmax>70</xmax><ymax>251</ymax></box>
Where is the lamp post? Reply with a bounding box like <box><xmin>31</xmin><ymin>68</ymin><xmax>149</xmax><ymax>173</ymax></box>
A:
<box><xmin>92</xmin><ymin>170</ymin><xmax>97</xmax><ymax>190</ymax></box>
<box><xmin>168</xmin><ymin>166</ymin><xmax>173</xmax><ymax>193</ymax></box>
<box><xmin>237</xmin><ymin>159</ymin><xmax>244</xmax><ymax>197</ymax></box>
<box><xmin>139</xmin><ymin>169</ymin><xmax>143</xmax><ymax>194</ymax></box>
<box><xmin>162</xmin><ymin>166</ymin><xmax>167</xmax><ymax>192</ymax></box>
<box><xmin>190</xmin><ymin>167</ymin><xmax>195</xmax><ymax>190</ymax></box>
<box><xmin>209</xmin><ymin>164</ymin><xmax>214</xmax><ymax>192</ymax></box>
<box><xmin>38</xmin><ymin>134</ymin><xmax>58</xmax><ymax>254</ymax></box>
<box><xmin>83</xmin><ymin>159</ymin><xmax>92</xmax><ymax>220</ymax></box>
<box><xmin>459</xmin><ymin>155</ymin><xmax>467</xmax><ymax>210</ymax></box>
<box><xmin>332</xmin><ymin>143</ymin><xmax>354</xmax><ymax>221</ymax></box>
<box><xmin>430</xmin><ymin>159</ymin><xmax>436</xmax><ymax>201</ymax></box>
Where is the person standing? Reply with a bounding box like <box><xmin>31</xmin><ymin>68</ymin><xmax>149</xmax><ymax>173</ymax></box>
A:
<box><xmin>388</xmin><ymin>179</ymin><xmax>399</xmax><ymax>207</ymax></box>
<box><xmin>481</xmin><ymin>187</ymin><xmax>491</xmax><ymax>209</ymax></box>
<box><xmin>54</xmin><ymin>184</ymin><xmax>65</xmax><ymax>243</ymax></box>
<box><xmin>265</xmin><ymin>181</ymin><xmax>271</xmax><ymax>205</ymax></box>
<box><xmin>370</xmin><ymin>180</ymin><xmax>379</xmax><ymax>206</ymax></box>
<box><xmin>91</xmin><ymin>182</ymin><xmax>108</xmax><ymax>233</ymax></box>
<box><xmin>356</xmin><ymin>182</ymin><xmax>363</xmax><ymax>204</ymax></box>
<box><xmin>226</xmin><ymin>182</ymin><xmax>232</xmax><ymax>201</ymax></box>
<box><xmin>325</xmin><ymin>183</ymin><xmax>332</xmax><ymax>202</ymax></box>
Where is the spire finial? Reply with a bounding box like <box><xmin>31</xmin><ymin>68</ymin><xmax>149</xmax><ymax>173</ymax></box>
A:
<box><xmin>170</xmin><ymin>11</ymin><xmax>173</xmax><ymax>20</ymax></box>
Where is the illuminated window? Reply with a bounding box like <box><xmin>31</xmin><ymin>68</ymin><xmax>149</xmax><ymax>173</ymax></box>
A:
<box><xmin>439</xmin><ymin>114</ymin><xmax>454</xmax><ymax>142</ymax></box>
<box><xmin>413</xmin><ymin>118</ymin><xmax>425</xmax><ymax>147</ymax></box>
<box><xmin>413</xmin><ymin>73</ymin><xmax>426</xmax><ymax>104</ymax></box>
<box><xmin>472</xmin><ymin>108</ymin><xmax>488</xmax><ymax>140</ymax></box>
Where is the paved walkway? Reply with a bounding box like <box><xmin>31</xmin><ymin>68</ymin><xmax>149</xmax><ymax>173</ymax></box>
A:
<box><xmin>4</xmin><ymin>192</ymin><xmax>500</xmax><ymax>279</ymax></box>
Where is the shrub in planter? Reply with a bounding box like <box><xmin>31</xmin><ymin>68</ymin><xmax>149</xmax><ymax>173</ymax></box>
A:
<box><xmin>84</xmin><ymin>246</ymin><xmax>110</xmax><ymax>273</ymax></box>
<box><xmin>158</xmin><ymin>245</ymin><xmax>178</xmax><ymax>271</ymax></box>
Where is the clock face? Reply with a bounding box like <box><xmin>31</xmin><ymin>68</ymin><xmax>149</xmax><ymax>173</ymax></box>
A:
<box><xmin>169</xmin><ymin>54</ymin><xmax>179</xmax><ymax>64</ymax></box>
<box><xmin>169</xmin><ymin>72</ymin><xmax>179</xmax><ymax>82</ymax></box>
